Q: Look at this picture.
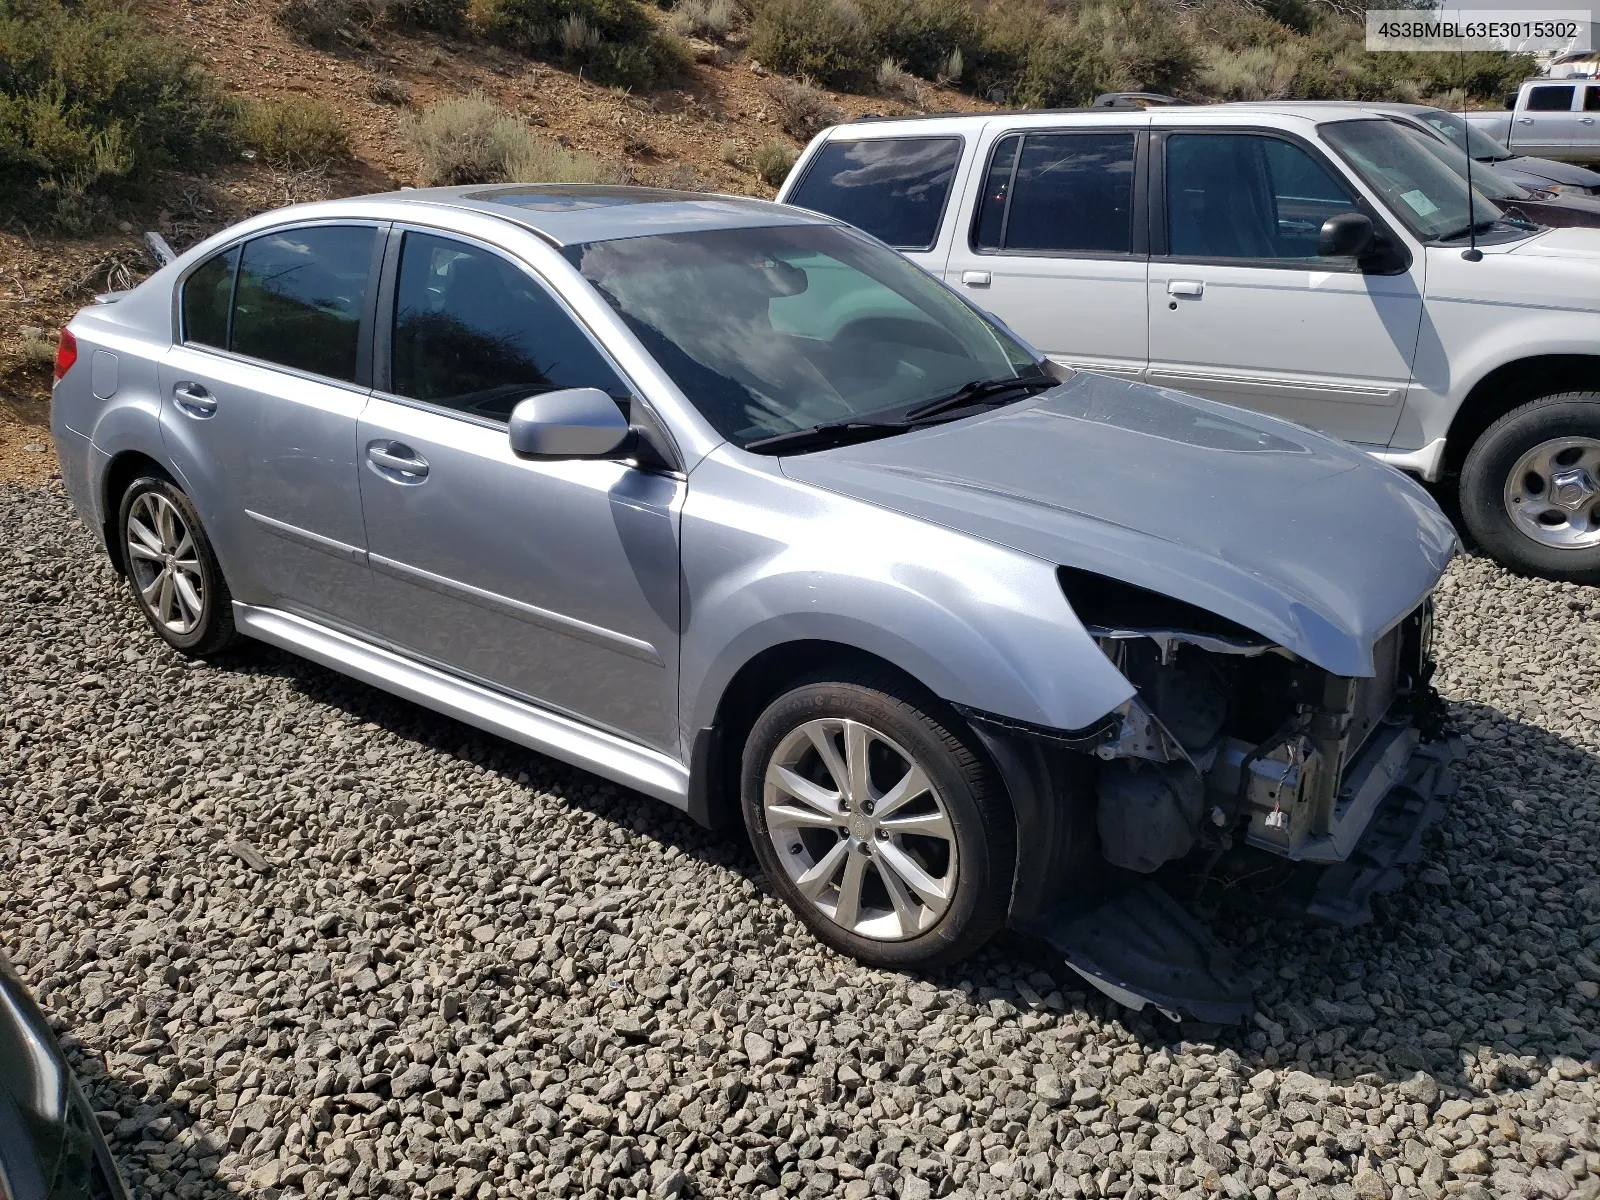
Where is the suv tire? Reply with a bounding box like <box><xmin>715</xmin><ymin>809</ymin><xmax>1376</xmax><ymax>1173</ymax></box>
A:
<box><xmin>1461</xmin><ymin>392</ymin><xmax>1600</xmax><ymax>584</ymax></box>
<box><xmin>740</xmin><ymin>671</ymin><xmax>1014</xmax><ymax>968</ymax></box>
<box><xmin>118</xmin><ymin>474</ymin><xmax>239</xmax><ymax>657</ymax></box>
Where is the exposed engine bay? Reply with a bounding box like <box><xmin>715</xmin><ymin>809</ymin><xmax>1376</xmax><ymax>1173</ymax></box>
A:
<box><xmin>1060</xmin><ymin>567</ymin><xmax>1445</xmax><ymax>876</ymax></box>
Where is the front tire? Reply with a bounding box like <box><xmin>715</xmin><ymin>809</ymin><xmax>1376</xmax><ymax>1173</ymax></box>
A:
<box><xmin>740</xmin><ymin>671</ymin><xmax>1014</xmax><ymax>968</ymax></box>
<box><xmin>117</xmin><ymin>475</ymin><xmax>239</xmax><ymax>657</ymax></box>
<box><xmin>1460</xmin><ymin>392</ymin><xmax>1600</xmax><ymax>583</ymax></box>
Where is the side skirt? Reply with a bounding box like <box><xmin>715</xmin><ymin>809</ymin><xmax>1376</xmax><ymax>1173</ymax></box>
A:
<box><xmin>232</xmin><ymin>603</ymin><xmax>691</xmax><ymax>808</ymax></box>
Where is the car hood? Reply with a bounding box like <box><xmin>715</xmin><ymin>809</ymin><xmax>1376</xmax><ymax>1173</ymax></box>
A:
<box><xmin>780</xmin><ymin>373</ymin><xmax>1457</xmax><ymax>677</ymax></box>
<box><xmin>1498</xmin><ymin>155</ymin><xmax>1600</xmax><ymax>190</ymax></box>
<box><xmin>1506</xmin><ymin>224</ymin><xmax>1600</xmax><ymax>262</ymax></box>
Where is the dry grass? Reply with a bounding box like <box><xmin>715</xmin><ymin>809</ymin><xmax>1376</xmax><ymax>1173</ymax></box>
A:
<box><xmin>402</xmin><ymin>91</ymin><xmax>621</xmax><ymax>185</ymax></box>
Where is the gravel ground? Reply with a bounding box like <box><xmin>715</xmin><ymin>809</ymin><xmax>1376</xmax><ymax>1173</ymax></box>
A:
<box><xmin>2</xmin><ymin>481</ymin><xmax>1598</xmax><ymax>1200</ymax></box>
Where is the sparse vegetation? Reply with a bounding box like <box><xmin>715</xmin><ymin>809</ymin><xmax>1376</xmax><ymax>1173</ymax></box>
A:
<box><xmin>875</xmin><ymin>57</ymin><xmax>917</xmax><ymax>101</ymax></box>
<box><xmin>476</xmin><ymin>0</ymin><xmax>690</xmax><ymax>88</ymax></box>
<box><xmin>764</xmin><ymin>76</ymin><xmax>844</xmax><ymax>141</ymax></box>
<box><xmin>752</xmin><ymin>136</ymin><xmax>795</xmax><ymax>187</ymax></box>
<box><xmin>402</xmin><ymin>91</ymin><xmax>621</xmax><ymax>185</ymax></box>
<box><xmin>239</xmin><ymin>98</ymin><xmax>351</xmax><ymax>169</ymax></box>
<box><xmin>276</xmin><ymin>0</ymin><xmax>385</xmax><ymax>48</ymax></box>
<box><xmin>669</xmin><ymin>0</ymin><xmax>738</xmax><ymax>42</ymax></box>
<box><xmin>718</xmin><ymin>137</ymin><xmax>742</xmax><ymax>167</ymax></box>
<box><xmin>0</xmin><ymin>0</ymin><xmax>240</xmax><ymax>230</ymax></box>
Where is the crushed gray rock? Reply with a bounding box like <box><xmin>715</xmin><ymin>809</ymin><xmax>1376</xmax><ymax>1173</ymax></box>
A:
<box><xmin>1</xmin><ymin>483</ymin><xmax>1597</xmax><ymax>1200</ymax></box>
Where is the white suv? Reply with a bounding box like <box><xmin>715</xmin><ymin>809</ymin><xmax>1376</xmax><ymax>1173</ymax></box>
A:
<box><xmin>779</xmin><ymin>104</ymin><xmax>1600</xmax><ymax>582</ymax></box>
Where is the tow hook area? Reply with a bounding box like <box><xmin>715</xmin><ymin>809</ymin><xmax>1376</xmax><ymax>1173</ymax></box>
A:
<box><xmin>1018</xmin><ymin>737</ymin><xmax>1460</xmax><ymax>1024</ymax></box>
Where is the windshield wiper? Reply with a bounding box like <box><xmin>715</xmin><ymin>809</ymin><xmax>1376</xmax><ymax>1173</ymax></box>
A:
<box><xmin>902</xmin><ymin>373</ymin><xmax>1055</xmax><ymax>422</ymax></box>
<box><xmin>1435</xmin><ymin>216</ymin><xmax>1505</xmax><ymax>242</ymax></box>
<box><xmin>743</xmin><ymin>419</ymin><xmax>911</xmax><ymax>455</ymax></box>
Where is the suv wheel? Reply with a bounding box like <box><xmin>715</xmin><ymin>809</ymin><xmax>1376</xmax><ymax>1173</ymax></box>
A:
<box><xmin>1461</xmin><ymin>392</ymin><xmax>1600</xmax><ymax>583</ymax></box>
<box><xmin>740</xmin><ymin>672</ymin><xmax>1014</xmax><ymax>968</ymax></box>
<box><xmin>118</xmin><ymin>475</ymin><xmax>238</xmax><ymax>657</ymax></box>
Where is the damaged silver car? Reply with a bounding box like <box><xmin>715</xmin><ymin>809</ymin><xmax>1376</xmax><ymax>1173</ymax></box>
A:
<box><xmin>51</xmin><ymin>186</ymin><xmax>1458</xmax><ymax>1018</ymax></box>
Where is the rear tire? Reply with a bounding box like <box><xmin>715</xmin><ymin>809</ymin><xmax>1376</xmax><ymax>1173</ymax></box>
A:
<box><xmin>740</xmin><ymin>670</ymin><xmax>1014</xmax><ymax>968</ymax></box>
<box><xmin>117</xmin><ymin>475</ymin><xmax>239</xmax><ymax>658</ymax></box>
<box><xmin>1460</xmin><ymin>392</ymin><xmax>1600</xmax><ymax>584</ymax></box>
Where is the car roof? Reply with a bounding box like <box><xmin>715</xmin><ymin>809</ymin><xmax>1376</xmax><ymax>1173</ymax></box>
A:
<box><xmin>306</xmin><ymin>184</ymin><xmax>835</xmax><ymax>247</ymax></box>
<box><xmin>818</xmin><ymin>102</ymin><xmax>1403</xmax><ymax>139</ymax></box>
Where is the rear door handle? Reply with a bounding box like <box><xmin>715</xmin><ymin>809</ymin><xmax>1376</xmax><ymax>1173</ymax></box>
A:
<box><xmin>1518</xmin><ymin>117</ymin><xmax>1534</xmax><ymax>124</ymax></box>
<box><xmin>172</xmin><ymin>381</ymin><xmax>217</xmax><ymax>417</ymax></box>
<box><xmin>1582</xmin><ymin>117</ymin><xmax>1596</xmax><ymax>125</ymax></box>
<box><xmin>366</xmin><ymin>441</ymin><xmax>429</xmax><ymax>481</ymax></box>
<box><xmin>1167</xmin><ymin>279</ymin><xmax>1204</xmax><ymax>298</ymax></box>
<box><xmin>961</xmin><ymin>270</ymin><xmax>991</xmax><ymax>287</ymax></box>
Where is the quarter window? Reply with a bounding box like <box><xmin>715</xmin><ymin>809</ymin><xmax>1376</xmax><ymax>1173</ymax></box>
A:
<box><xmin>1526</xmin><ymin>85</ymin><xmax>1575</xmax><ymax>111</ymax></box>
<box><xmin>1165</xmin><ymin>133</ymin><xmax>1358</xmax><ymax>262</ymax></box>
<box><xmin>181</xmin><ymin>246</ymin><xmax>238</xmax><ymax>349</ymax></box>
<box><xmin>391</xmin><ymin>232</ymin><xmax>626</xmax><ymax>421</ymax></box>
<box><xmin>786</xmin><ymin>138</ymin><xmax>962</xmax><ymax>251</ymax></box>
<box><xmin>1586</xmin><ymin>85</ymin><xmax>1600</xmax><ymax>112</ymax></box>
<box><xmin>973</xmin><ymin>132</ymin><xmax>1137</xmax><ymax>255</ymax></box>
<box><xmin>230</xmin><ymin>226</ymin><xmax>376</xmax><ymax>383</ymax></box>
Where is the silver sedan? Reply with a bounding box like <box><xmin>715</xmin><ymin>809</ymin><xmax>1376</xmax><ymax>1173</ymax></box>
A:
<box><xmin>51</xmin><ymin>185</ymin><xmax>1457</xmax><ymax>990</ymax></box>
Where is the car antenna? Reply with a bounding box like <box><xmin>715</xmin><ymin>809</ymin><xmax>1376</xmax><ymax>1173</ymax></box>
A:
<box><xmin>1460</xmin><ymin>51</ymin><xmax>1483</xmax><ymax>261</ymax></box>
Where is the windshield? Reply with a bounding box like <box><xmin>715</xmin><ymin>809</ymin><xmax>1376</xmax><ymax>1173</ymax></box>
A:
<box><xmin>1413</xmin><ymin>108</ymin><xmax>1516</xmax><ymax>162</ymax></box>
<box><xmin>1397</xmin><ymin>119</ymin><xmax>1526</xmax><ymax>201</ymax></box>
<box><xmin>1322</xmin><ymin>119</ymin><xmax>1510</xmax><ymax>241</ymax></box>
<box><xmin>565</xmin><ymin>224</ymin><xmax>1043</xmax><ymax>447</ymax></box>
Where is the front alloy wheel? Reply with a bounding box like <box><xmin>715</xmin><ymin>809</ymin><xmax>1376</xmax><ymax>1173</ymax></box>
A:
<box><xmin>764</xmin><ymin>717</ymin><xmax>958</xmax><ymax>940</ymax></box>
<box><xmin>741</xmin><ymin>673</ymin><xmax>1014</xmax><ymax>968</ymax></box>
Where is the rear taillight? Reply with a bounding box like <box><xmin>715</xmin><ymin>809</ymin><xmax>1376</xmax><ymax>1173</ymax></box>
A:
<box><xmin>53</xmin><ymin>328</ymin><xmax>77</xmax><ymax>382</ymax></box>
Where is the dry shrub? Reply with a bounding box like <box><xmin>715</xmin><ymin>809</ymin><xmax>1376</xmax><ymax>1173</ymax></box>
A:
<box><xmin>670</xmin><ymin>0</ymin><xmax>739</xmax><ymax>41</ymax></box>
<box><xmin>718</xmin><ymin>137</ymin><xmax>742</xmax><ymax>166</ymax></box>
<box><xmin>875</xmin><ymin>57</ymin><xmax>917</xmax><ymax>100</ymax></box>
<box><xmin>402</xmin><ymin>92</ymin><xmax>620</xmax><ymax>185</ymax></box>
<box><xmin>749</xmin><ymin>0</ymin><xmax>873</xmax><ymax>87</ymax></box>
<box><xmin>763</xmin><ymin>76</ymin><xmax>844</xmax><ymax>141</ymax></box>
<box><xmin>857</xmin><ymin>0</ymin><xmax>980</xmax><ymax>81</ymax></box>
<box><xmin>476</xmin><ymin>0</ymin><xmax>690</xmax><ymax>89</ymax></box>
<box><xmin>239</xmin><ymin>98</ymin><xmax>350</xmax><ymax>169</ymax></box>
<box><xmin>752</xmin><ymin>137</ymin><xmax>795</xmax><ymax>187</ymax></box>
<box><xmin>275</xmin><ymin>0</ymin><xmax>385</xmax><ymax>47</ymax></box>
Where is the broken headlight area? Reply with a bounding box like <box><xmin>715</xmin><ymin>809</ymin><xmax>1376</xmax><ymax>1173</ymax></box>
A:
<box><xmin>1088</xmin><ymin>593</ymin><xmax>1446</xmax><ymax>877</ymax></box>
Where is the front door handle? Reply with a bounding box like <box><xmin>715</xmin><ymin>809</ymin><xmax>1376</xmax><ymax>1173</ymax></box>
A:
<box><xmin>961</xmin><ymin>270</ymin><xmax>991</xmax><ymax>287</ymax></box>
<box><xmin>1582</xmin><ymin>117</ymin><xmax>1596</xmax><ymax>125</ymax></box>
<box><xmin>1167</xmin><ymin>279</ymin><xmax>1204</xmax><ymax>298</ymax></box>
<box><xmin>366</xmin><ymin>441</ymin><xmax>430</xmax><ymax>481</ymax></box>
<box><xmin>1518</xmin><ymin>116</ymin><xmax>1534</xmax><ymax>124</ymax></box>
<box><xmin>172</xmin><ymin>381</ymin><xmax>217</xmax><ymax>417</ymax></box>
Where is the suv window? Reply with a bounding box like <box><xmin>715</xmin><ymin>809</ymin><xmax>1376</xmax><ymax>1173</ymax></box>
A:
<box><xmin>182</xmin><ymin>246</ymin><xmax>239</xmax><ymax>349</ymax></box>
<box><xmin>1586</xmin><ymin>85</ymin><xmax>1600</xmax><ymax>112</ymax></box>
<box><xmin>787</xmin><ymin>138</ymin><xmax>962</xmax><ymax>251</ymax></box>
<box><xmin>973</xmin><ymin>132</ymin><xmax>1137</xmax><ymax>255</ymax></box>
<box><xmin>231</xmin><ymin>226</ymin><xmax>376</xmax><ymax>383</ymax></box>
<box><xmin>1166</xmin><ymin>133</ymin><xmax>1358</xmax><ymax>262</ymax></box>
<box><xmin>1527</xmin><ymin>85</ymin><xmax>1575</xmax><ymax>111</ymax></box>
<box><xmin>391</xmin><ymin>231</ymin><xmax>626</xmax><ymax>421</ymax></box>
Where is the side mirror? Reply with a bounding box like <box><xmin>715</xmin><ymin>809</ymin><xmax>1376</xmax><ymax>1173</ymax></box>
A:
<box><xmin>508</xmin><ymin>388</ymin><xmax>631</xmax><ymax>459</ymax></box>
<box><xmin>1318</xmin><ymin>212</ymin><xmax>1377</xmax><ymax>259</ymax></box>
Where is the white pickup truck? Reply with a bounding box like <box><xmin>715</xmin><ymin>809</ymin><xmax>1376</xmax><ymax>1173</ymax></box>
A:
<box><xmin>779</xmin><ymin>103</ymin><xmax>1600</xmax><ymax>582</ymax></box>
<box><xmin>1466</xmin><ymin>78</ymin><xmax>1600</xmax><ymax>162</ymax></box>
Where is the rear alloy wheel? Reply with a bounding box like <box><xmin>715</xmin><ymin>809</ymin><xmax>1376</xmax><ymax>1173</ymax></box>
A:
<box><xmin>118</xmin><ymin>475</ymin><xmax>238</xmax><ymax>657</ymax></box>
<box><xmin>1461</xmin><ymin>393</ymin><xmax>1600</xmax><ymax>583</ymax></box>
<box><xmin>741</xmin><ymin>674</ymin><xmax>1013</xmax><ymax>968</ymax></box>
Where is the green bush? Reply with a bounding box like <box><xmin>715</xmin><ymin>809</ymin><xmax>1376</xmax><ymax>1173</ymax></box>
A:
<box><xmin>752</xmin><ymin>136</ymin><xmax>795</xmax><ymax>186</ymax></box>
<box><xmin>388</xmin><ymin>0</ymin><xmax>467</xmax><ymax>29</ymax></box>
<box><xmin>856</xmin><ymin>0</ymin><xmax>979</xmax><ymax>82</ymax></box>
<box><xmin>0</xmin><ymin>0</ymin><xmax>238</xmax><ymax>229</ymax></box>
<box><xmin>239</xmin><ymin>97</ymin><xmax>351</xmax><ymax>169</ymax></box>
<box><xmin>477</xmin><ymin>0</ymin><xmax>688</xmax><ymax>88</ymax></box>
<box><xmin>402</xmin><ymin>90</ymin><xmax>621</xmax><ymax>184</ymax></box>
<box><xmin>749</xmin><ymin>0</ymin><xmax>874</xmax><ymax>88</ymax></box>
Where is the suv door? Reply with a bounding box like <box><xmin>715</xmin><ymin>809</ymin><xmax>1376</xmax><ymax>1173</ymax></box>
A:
<box><xmin>158</xmin><ymin>222</ymin><xmax>382</xmax><ymax>631</ymax></box>
<box><xmin>1145</xmin><ymin>129</ymin><xmax>1423</xmax><ymax>447</ymax></box>
<box><xmin>943</xmin><ymin>126</ymin><xmax>1150</xmax><ymax>379</ymax></box>
<box><xmin>356</xmin><ymin>228</ymin><xmax>682</xmax><ymax>753</ymax></box>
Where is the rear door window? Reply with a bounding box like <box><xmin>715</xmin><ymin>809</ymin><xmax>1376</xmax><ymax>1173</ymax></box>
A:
<box><xmin>1526</xmin><ymin>84</ymin><xmax>1576</xmax><ymax>111</ymax></box>
<box><xmin>787</xmin><ymin>137</ymin><xmax>963</xmax><ymax>251</ymax></box>
<box><xmin>230</xmin><ymin>225</ymin><xmax>377</xmax><ymax>384</ymax></box>
<box><xmin>1586</xmin><ymin>85</ymin><xmax>1600</xmax><ymax>112</ymax></box>
<box><xmin>972</xmin><ymin>131</ymin><xmax>1138</xmax><ymax>255</ymax></box>
<box><xmin>181</xmin><ymin>246</ymin><xmax>239</xmax><ymax>349</ymax></box>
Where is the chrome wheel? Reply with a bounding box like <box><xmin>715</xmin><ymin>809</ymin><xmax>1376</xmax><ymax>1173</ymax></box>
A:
<box><xmin>763</xmin><ymin>718</ymin><xmax>957</xmax><ymax>941</ymax></box>
<box><xmin>1504</xmin><ymin>436</ymin><xmax>1600</xmax><ymax>550</ymax></box>
<box><xmin>125</xmin><ymin>491</ymin><xmax>205</xmax><ymax>635</ymax></box>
